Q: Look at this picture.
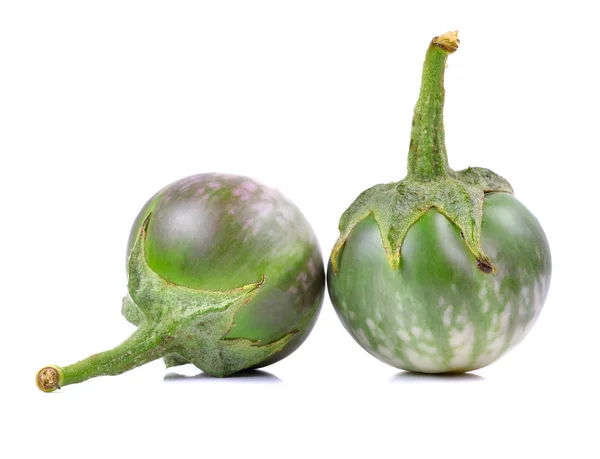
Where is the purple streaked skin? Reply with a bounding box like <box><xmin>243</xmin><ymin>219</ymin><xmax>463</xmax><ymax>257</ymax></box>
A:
<box><xmin>126</xmin><ymin>173</ymin><xmax>325</xmax><ymax>368</ymax></box>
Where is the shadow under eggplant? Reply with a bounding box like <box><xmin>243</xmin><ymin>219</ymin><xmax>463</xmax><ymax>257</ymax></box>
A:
<box><xmin>164</xmin><ymin>367</ymin><xmax>282</xmax><ymax>384</ymax></box>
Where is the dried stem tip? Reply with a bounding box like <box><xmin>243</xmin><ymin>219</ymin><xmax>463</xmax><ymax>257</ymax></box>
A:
<box><xmin>433</xmin><ymin>31</ymin><xmax>460</xmax><ymax>53</ymax></box>
<box><xmin>36</xmin><ymin>366</ymin><xmax>64</xmax><ymax>392</ymax></box>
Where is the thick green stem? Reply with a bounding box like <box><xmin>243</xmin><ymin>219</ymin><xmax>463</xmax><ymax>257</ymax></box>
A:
<box><xmin>36</xmin><ymin>324</ymin><xmax>167</xmax><ymax>391</ymax></box>
<box><xmin>407</xmin><ymin>31</ymin><xmax>459</xmax><ymax>182</ymax></box>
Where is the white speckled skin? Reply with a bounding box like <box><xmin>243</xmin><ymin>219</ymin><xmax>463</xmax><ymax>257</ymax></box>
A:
<box><xmin>328</xmin><ymin>193</ymin><xmax>551</xmax><ymax>373</ymax></box>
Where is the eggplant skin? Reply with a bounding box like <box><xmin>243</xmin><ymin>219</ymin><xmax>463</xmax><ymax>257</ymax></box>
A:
<box><xmin>128</xmin><ymin>173</ymin><xmax>325</xmax><ymax>367</ymax></box>
<box><xmin>328</xmin><ymin>192</ymin><xmax>551</xmax><ymax>373</ymax></box>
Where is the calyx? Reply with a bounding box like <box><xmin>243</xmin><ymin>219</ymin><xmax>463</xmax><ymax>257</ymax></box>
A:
<box><xmin>122</xmin><ymin>214</ymin><xmax>296</xmax><ymax>377</ymax></box>
<box><xmin>37</xmin><ymin>214</ymin><xmax>295</xmax><ymax>391</ymax></box>
<box><xmin>330</xmin><ymin>31</ymin><xmax>513</xmax><ymax>274</ymax></box>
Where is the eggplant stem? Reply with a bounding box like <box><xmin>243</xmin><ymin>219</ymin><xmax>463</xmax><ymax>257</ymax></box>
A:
<box><xmin>407</xmin><ymin>30</ymin><xmax>459</xmax><ymax>182</ymax></box>
<box><xmin>36</xmin><ymin>324</ymin><xmax>167</xmax><ymax>391</ymax></box>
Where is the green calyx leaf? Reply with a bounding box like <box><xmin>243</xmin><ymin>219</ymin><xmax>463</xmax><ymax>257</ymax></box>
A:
<box><xmin>331</xmin><ymin>169</ymin><xmax>513</xmax><ymax>275</ymax></box>
<box><xmin>37</xmin><ymin>212</ymin><xmax>297</xmax><ymax>391</ymax></box>
<box><xmin>124</xmin><ymin>215</ymin><xmax>296</xmax><ymax>377</ymax></box>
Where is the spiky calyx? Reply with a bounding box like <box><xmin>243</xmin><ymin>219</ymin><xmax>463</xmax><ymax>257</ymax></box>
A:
<box><xmin>331</xmin><ymin>31</ymin><xmax>513</xmax><ymax>274</ymax></box>
<box><xmin>36</xmin><ymin>214</ymin><xmax>295</xmax><ymax>391</ymax></box>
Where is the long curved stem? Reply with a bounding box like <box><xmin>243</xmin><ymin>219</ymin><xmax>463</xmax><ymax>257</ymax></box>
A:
<box><xmin>36</xmin><ymin>324</ymin><xmax>167</xmax><ymax>391</ymax></box>
<box><xmin>407</xmin><ymin>31</ymin><xmax>459</xmax><ymax>182</ymax></box>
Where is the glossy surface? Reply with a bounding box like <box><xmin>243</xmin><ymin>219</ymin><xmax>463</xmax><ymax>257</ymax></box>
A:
<box><xmin>128</xmin><ymin>173</ymin><xmax>325</xmax><ymax>366</ymax></box>
<box><xmin>328</xmin><ymin>192</ymin><xmax>551</xmax><ymax>372</ymax></box>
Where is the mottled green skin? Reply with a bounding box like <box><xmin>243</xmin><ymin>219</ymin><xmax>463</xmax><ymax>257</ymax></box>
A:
<box><xmin>328</xmin><ymin>192</ymin><xmax>551</xmax><ymax>373</ymax></box>
<box><xmin>127</xmin><ymin>173</ymin><xmax>325</xmax><ymax>368</ymax></box>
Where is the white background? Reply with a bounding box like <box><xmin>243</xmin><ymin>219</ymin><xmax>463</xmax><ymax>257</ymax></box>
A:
<box><xmin>1</xmin><ymin>1</ymin><xmax>598</xmax><ymax>457</ymax></box>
